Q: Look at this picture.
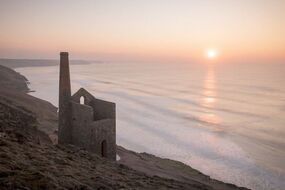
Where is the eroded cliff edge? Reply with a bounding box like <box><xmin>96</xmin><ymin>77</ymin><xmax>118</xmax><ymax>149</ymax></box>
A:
<box><xmin>0</xmin><ymin>64</ymin><xmax>249</xmax><ymax>190</ymax></box>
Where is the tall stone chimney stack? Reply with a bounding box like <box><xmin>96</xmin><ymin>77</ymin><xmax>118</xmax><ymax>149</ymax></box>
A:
<box><xmin>58</xmin><ymin>52</ymin><xmax>72</xmax><ymax>144</ymax></box>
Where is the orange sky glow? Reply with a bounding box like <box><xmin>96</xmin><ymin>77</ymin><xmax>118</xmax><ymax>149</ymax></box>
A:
<box><xmin>0</xmin><ymin>0</ymin><xmax>284</xmax><ymax>63</ymax></box>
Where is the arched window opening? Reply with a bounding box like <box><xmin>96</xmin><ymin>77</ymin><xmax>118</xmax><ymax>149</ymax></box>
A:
<box><xmin>80</xmin><ymin>96</ymin><xmax>85</xmax><ymax>105</ymax></box>
<box><xmin>101</xmin><ymin>140</ymin><xmax>107</xmax><ymax>158</ymax></box>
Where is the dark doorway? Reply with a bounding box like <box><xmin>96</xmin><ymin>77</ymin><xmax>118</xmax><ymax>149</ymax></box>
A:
<box><xmin>101</xmin><ymin>140</ymin><xmax>107</xmax><ymax>157</ymax></box>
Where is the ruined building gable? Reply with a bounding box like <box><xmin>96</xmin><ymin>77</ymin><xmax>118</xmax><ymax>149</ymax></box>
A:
<box><xmin>71</xmin><ymin>88</ymin><xmax>94</xmax><ymax>105</ymax></box>
<box><xmin>58</xmin><ymin>52</ymin><xmax>116</xmax><ymax>160</ymax></box>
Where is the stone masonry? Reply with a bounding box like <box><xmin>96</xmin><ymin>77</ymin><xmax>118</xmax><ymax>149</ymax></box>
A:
<box><xmin>58</xmin><ymin>52</ymin><xmax>116</xmax><ymax>160</ymax></box>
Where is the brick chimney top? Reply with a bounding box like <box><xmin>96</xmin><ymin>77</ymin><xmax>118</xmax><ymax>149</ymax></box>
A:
<box><xmin>60</xmin><ymin>52</ymin><xmax>69</xmax><ymax>56</ymax></box>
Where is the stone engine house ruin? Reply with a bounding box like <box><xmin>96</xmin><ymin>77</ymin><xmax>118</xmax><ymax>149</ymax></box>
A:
<box><xmin>58</xmin><ymin>52</ymin><xmax>116</xmax><ymax>160</ymax></box>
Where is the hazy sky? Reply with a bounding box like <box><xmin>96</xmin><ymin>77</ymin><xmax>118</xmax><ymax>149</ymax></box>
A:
<box><xmin>0</xmin><ymin>0</ymin><xmax>284</xmax><ymax>63</ymax></box>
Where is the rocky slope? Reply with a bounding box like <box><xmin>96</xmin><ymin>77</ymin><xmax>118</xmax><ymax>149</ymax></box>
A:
<box><xmin>0</xmin><ymin>101</ymin><xmax>207</xmax><ymax>190</ymax></box>
<box><xmin>117</xmin><ymin>146</ymin><xmax>246</xmax><ymax>190</ymax></box>
<box><xmin>0</xmin><ymin>64</ymin><xmax>249</xmax><ymax>190</ymax></box>
<box><xmin>0</xmin><ymin>64</ymin><xmax>58</xmax><ymax>142</ymax></box>
<box><xmin>0</xmin><ymin>65</ymin><xmax>29</xmax><ymax>92</ymax></box>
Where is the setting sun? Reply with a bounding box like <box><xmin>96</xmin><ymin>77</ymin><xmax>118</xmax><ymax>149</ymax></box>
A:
<box><xmin>206</xmin><ymin>49</ymin><xmax>218</xmax><ymax>60</ymax></box>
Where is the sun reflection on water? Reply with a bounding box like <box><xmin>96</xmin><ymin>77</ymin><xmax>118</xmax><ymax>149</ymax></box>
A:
<box><xmin>200</xmin><ymin>68</ymin><xmax>222</xmax><ymax>126</ymax></box>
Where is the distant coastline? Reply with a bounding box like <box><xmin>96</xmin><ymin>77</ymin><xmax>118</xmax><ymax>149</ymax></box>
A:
<box><xmin>0</xmin><ymin>58</ymin><xmax>100</xmax><ymax>68</ymax></box>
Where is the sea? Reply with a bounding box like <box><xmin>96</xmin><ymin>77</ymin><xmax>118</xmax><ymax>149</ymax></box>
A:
<box><xmin>16</xmin><ymin>61</ymin><xmax>285</xmax><ymax>190</ymax></box>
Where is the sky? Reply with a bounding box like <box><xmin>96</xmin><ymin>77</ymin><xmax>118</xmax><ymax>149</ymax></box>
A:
<box><xmin>0</xmin><ymin>0</ymin><xmax>284</xmax><ymax>63</ymax></box>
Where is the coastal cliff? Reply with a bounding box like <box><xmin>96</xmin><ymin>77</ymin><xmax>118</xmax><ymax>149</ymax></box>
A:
<box><xmin>0</xmin><ymin>64</ymin><xmax>249</xmax><ymax>190</ymax></box>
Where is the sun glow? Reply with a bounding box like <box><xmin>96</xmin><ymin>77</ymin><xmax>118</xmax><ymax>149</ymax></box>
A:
<box><xmin>206</xmin><ymin>49</ymin><xmax>218</xmax><ymax>60</ymax></box>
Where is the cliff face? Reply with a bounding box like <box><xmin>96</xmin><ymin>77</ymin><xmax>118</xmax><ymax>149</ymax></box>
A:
<box><xmin>0</xmin><ymin>64</ymin><xmax>58</xmax><ymax>142</ymax></box>
<box><xmin>0</xmin><ymin>88</ymin><xmax>58</xmax><ymax>143</ymax></box>
<box><xmin>0</xmin><ymin>64</ymin><xmax>249</xmax><ymax>190</ymax></box>
<box><xmin>0</xmin><ymin>65</ymin><xmax>29</xmax><ymax>92</ymax></box>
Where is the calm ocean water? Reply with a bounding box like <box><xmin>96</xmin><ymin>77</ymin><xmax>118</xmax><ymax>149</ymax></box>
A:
<box><xmin>16</xmin><ymin>62</ymin><xmax>285</xmax><ymax>190</ymax></box>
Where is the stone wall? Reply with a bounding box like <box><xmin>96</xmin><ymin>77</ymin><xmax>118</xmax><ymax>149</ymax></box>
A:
<box><xmin>90</xmin><ymin>119</ymin><xmax>116</xmax><ymax>160</ymax></box>
<box><xmin>91</xmin><ymin>99</ymin><xmax>116</xmax><ymax>121</ymax></box>
<box><xmin>70</xmin><ymin>100</ymin><xmax>116</xmax><ymax>160</ymax></box>
<box><xmin>70</xmin><ymin>102</ymin><xmax>93</xmax><ymax>148</ymax></box>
